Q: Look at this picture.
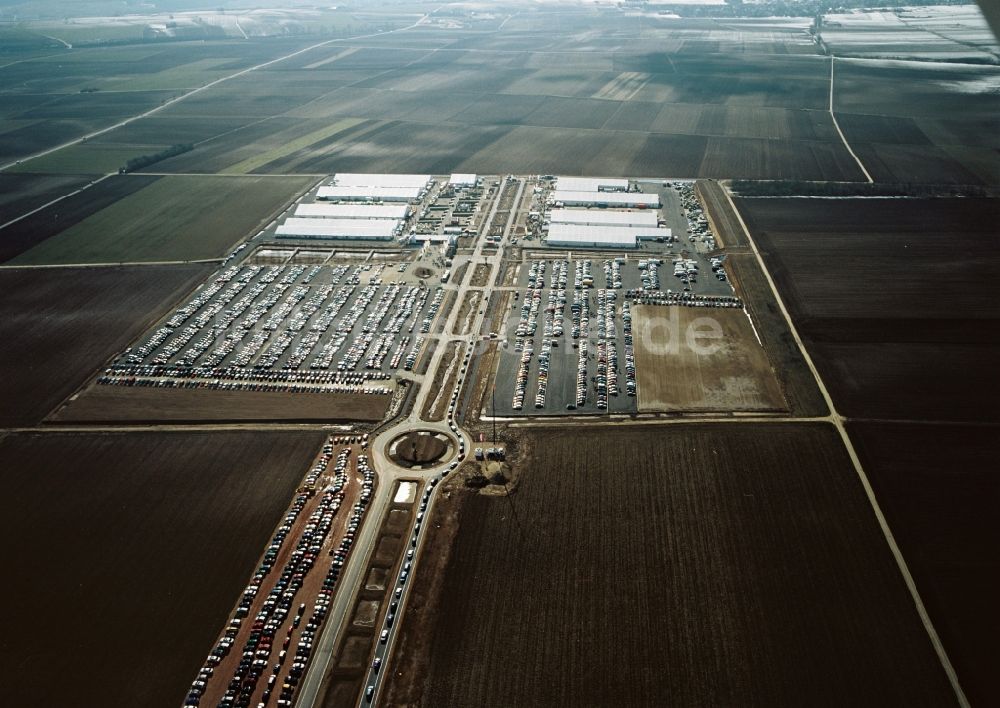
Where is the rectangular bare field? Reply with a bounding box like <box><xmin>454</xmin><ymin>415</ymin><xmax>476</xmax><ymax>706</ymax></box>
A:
<box><xmin>50</xmin><ymin>385</ymin><xmax>390</xmax><ymax>423</ymax></box>
<box><xmin>848</xmin><ymin>421</ymin><xmax>999</xmax><ymax>707</ymax></box>
<box><xmin>633</xmin><ymin>304</ymin><xmax>785</xmax><ymax>412</ymax></box>
<box><xmin>388</xmin><ymin>424</ymin><xmax>956</xmax><ymax>707</ymax></box>
<box><xmin>735</xmin><ymin>196</ymin><xmax>1000</xmax><ymax>421</ymax></box>
<box><xmin>0</xmin><ymin>430</ymin><xmax>325</xmax><ymax>708</ymax></box>
<box><xmin>0</xmin><ymin>264</ymin><xmax>211</xmax><ymax>426</ymax></box>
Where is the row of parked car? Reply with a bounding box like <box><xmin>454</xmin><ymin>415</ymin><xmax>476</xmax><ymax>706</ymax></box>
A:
<box><xmin>106</xmin><ymin>364</ymin><xmax>390</xmax><ymax>384</ymax></box>
<box><xmin>674</xmin><ymin>182</ymin><xmax>716</xmax><ymax>249</ymax></box>
<box><xmin>95</xmin><ymin>375</ymin><xmax>390</xmax><ymax>395</ymax></box>
<box><xmin>627</xmin><ymin>291</ymin><xmax>744</xmax><ymax>308</ymax></box>
<box><xmin>188</xmin><ymin>440</ymin><xmax>350</xmax><ymax>706</ymax></box>
<box><xmin>638</xmin><ymin>259</ymin><xmax>661</xmax><ymax>291</ymax></box>
<box><xmin>369</xmin><ymin>369</ymin><xmax>470</xmax><ymax>702</ymax></box>
<box><xmin>622</xmin><ymin>301</ymin><xmax>637</xmax><ymax>397</ymax></box>
<box><xmin>421</xmin><ymin>288</ymin><xmax>446</xmax><ymax>334</ymax></box>
<box><xmin>603</xmin><ymin>259</ymin><xmax>623</xmax><ymax>290</ymax></box>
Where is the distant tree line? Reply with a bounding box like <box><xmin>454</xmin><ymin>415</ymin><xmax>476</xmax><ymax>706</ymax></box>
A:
<box><xmin>119</xmin><ymin>143</ymin><xmax>193</xmax><ymax>174</ymax></box>
<box><xmin>728</xmin><ymin>180</ymin><xmax>998</xmax><ymax>198</ymax></box>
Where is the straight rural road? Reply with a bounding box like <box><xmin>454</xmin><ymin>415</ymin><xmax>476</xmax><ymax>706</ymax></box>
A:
<box><xmin>0</xmin><ymin>10</ymin><xmax>440</xmax><ymax>173</ymax></box>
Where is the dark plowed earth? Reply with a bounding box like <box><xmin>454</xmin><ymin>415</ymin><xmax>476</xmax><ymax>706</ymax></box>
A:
<box><xmin>390</xmin><ymin>424</ymin><xmax>956</xmax><ymax>708</ymax></box>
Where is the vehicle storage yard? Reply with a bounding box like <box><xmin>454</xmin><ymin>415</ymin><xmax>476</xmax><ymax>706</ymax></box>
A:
<box><xmin>1</xmin><ymin>165</ymin><xmax>989</xmax><ymax>708</ymax></box>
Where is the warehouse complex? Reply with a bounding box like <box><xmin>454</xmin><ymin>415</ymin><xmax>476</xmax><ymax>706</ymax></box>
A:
<box><xmin>540</xmin><ymin>176</ymin><xmax>670</xmax><ymax>248</ymax></box>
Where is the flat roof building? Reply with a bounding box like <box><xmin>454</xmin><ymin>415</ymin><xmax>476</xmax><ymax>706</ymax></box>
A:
<box><xmin>549</xmin><ymin>208</ymin><xmax>658</xmax><ymax>228</ymax></box>
<box><xmin>294</xmin><ymin>203</ymin><xmax>409</xmax><ymax>220</ymax></box>
<box><xmin>555</xmin><ymin>177</ymin><xmax>630</xmax><ymax>193</ymax></box>
<box><xmin>317</xmin><ymin>186</ymin><xmax>422</xmax><ymax>202</ymax></box>
<box><xmin>331</xmin><ymin>173</ymin><xmax>431</xmax><ymax>189</ymax></box>
<box><xmin>275</xmin><ymin>217</ymin><xmax>401</xmax><ymax>240</ymax></box>
<box><xmin>550</xmin><ymin>190</ymin><xmax>660</xmax><ymax>208</ymax></box>
<box><xmin>449</xmin><ymin>173</ymin><xmax>478</xmax><ymax>187</ymax></box>
<box><xmin>545</xmin><ymin>224</ymin><xmax>670</xmax><ymax>249</ymax></box>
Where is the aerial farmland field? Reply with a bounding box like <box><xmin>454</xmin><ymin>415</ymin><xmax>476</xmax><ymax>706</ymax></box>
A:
<box><xmin>0</xmin><ymin>3</ymin><xmax>996</xmax><ymax>707</ymax></box>
<box><xmin>11</xmin><ymin>175</ymin><xmax>316</xmax><ymax>264</ymax></box>
<box><xmin>848</xmin><ymin>421</ymin><xmax>1000</xmax><ymax>708</ymax></box>
<box><xmin>385</xmin><ymin>423</ymin><xmax>956</xmax><ymax>707</ymax></box>
<box><xmin>0</xmin><ymin>264</ymin><xmax>210</xmax><ymax>426</ymax></box>
<box><xmin>0</xmin><ymin>430</ymin><xmax>325</xmax><ymax>708</ymax></box>
<box><xmin>734</xmin><ymin>195</ymin><xmax>1000</xmax><ymax>421</ymax></box>
<box><xmin>0</xmin><ymin>174</ymin><xmax>159</xmax><ymax>262</ymax></box>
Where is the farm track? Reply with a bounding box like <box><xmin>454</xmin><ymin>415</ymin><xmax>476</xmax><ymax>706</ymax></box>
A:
<box><xmin>0</xmin><ymin>12</ymin><xmax>438</xmax><ymax>173</ymax></box>
<box><xmin>721</xmin><ymin>184</ymin><xmax>969</xmax><ymax>707</ymax></box>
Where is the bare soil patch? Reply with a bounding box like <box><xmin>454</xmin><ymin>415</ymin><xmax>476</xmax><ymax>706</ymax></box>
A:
<box><xmin>0</xmin><ymin>264</ymin><xmax>210</xmax><ymax>426</ymax></box>
<box><xmin>385</xmin><ymin>423</ymin><xmax>956</xmax><ymax>707</ymax></box>
<box><xmin>0</xmin><ymin>430</ymin><xmax>324</xmax><ymax>708</ymax></box>
<box><xmin>849</xmin><ymin>421</ymin><xmax>1000</xmax><ymax>707</ymax></box>
<box><xmin>633</xmin><ymin>304</ymin><xmax>785</xmax><ymax>412</ymax></box>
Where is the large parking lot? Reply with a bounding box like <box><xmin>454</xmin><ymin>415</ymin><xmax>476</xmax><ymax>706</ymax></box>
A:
<box><xmin>105</xmin><ymin>258</ymin><xmax>446</xmax><ymax>391</ymax></box>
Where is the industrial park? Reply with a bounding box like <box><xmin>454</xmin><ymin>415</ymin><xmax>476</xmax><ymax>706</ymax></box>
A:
<box><xmin>0</xmin><ymin>2</ymin><xmax>997</xmax><ymax>708</ymax></box>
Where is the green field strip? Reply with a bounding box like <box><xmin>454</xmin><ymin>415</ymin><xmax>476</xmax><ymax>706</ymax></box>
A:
<box><xmin>221</xmin><ymin>118</ymin><xmax>366</xmax><ymax>175</ymax></box>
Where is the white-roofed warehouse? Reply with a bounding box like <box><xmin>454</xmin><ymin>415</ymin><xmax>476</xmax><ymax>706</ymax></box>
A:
<box><xmin>317</xmin><ymin>186</ymin><xmax>421</xmax><ymax>202</ymax></box>
<box><xmin>294</xmin><ymin>203</ymin><xmax>409</xmax><ymax>220</ymax></box>
<box><xmin>555</xmin><ymin>176</ymin><xmax>629</xmax><ymax>192</ymax></box>
<box><xmin>275</xmin><ymin>218</ymin><xmax>400</xmax><ymax>241</ymax></box>
<box><xmin>449</xmin><ymin>173</ymin><xmax>478</xmax><ymax>187</ymax></box>
<box><xmin>331</xmin><ymin>173</ymin><xmax>431</xmax><ymax>189</ymax></box>
<box><xmin>547</xmin><ymin>225</ymin><xmax>637</xmax><ymax>249</ymax></box>
<box><xmin>550</xmin><ymin>190</ymin><xmax>660</xmax><ymax>208</ymax></box>
<box><xmin>549</xmin><ymin>208</ymin><xmax>658</xmax><ymax>228</ymax></box>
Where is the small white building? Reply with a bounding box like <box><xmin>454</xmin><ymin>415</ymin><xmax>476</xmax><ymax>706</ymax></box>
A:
<box><xmin>555</xmin><ymin>176</ymin><xmax>630</xmax><ymax>193</ymax></box>
<box><xmin>550</xmin><ymin>190</ymin><xmax>660</xmax><ymax>208</ymax></box>
<box><xmin>317</xmin><ymin>186</ymin><xmax>422</xmax><ymax>202</ymax></box>
<box><xmin>549</xmin><ymin>208</ymin><xmax>658</xmax><ymax>228</ymax></box>
<box><xmin>449</xmin><ymin>173</ymin><xmax>478</xmax><ymax>188</ymax></box>
<box><xmin>294</xmin><ymin>203</ymin><xmax>409</xmax><ymax>220</ymax></box>
<box><xmin>275</xmin><ymin>218</ymin><xmax>401</xmax><ymax>240</ymax></box>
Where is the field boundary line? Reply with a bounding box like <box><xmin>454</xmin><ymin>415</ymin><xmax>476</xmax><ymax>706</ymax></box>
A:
<box><xmin>722</xmin><ymin>184</ymin><xmax>970</xmax><ymax>708</ymax></box>
<box><xmin>828</xmin><ymin>56</ymin><xmax>875</xmax><ymax>183</ymax></box>
<box><xmin>0</xmin><ymin>173</ymin><xmax>113</xmax><ymax>233</ymax></box>
<box><xmin>0</xmin><ymin>258</ymin><xmax>224</xmax><ymax>269</ymax></box>
<box><xmin>0</xmin><ymin>12</ymin><xmax>436</xmax><ymax>173</ymax></box>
